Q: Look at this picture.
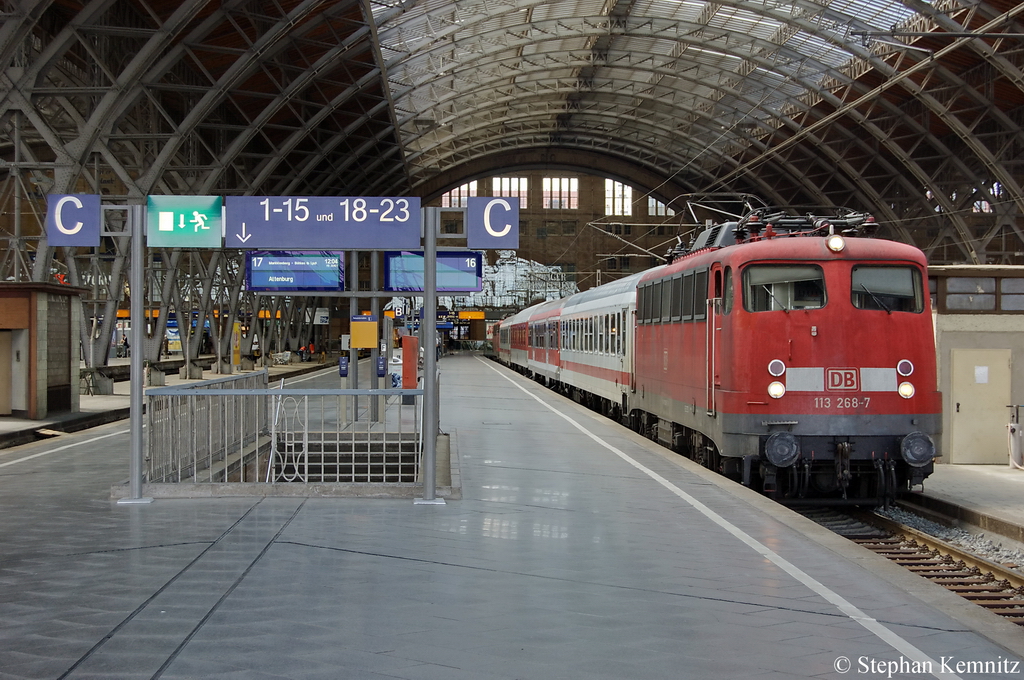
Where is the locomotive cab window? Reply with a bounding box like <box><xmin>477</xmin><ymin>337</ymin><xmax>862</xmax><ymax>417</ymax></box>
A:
<box><xmin>743</xmin><ymin>265</ymin><xmax>826</xmax><ymax>312</ymax></box>
<box><xmin>851</xmin><ymin>266</ymin><xmax>923</xmax><ymax>313</ymax></box>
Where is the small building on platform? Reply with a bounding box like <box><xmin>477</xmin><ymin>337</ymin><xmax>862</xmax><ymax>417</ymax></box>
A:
<box><xmin>0</xmin><ymin>283</ymin><xmax>85</xmax><ymax>419</ymax></box>
<box><xmin>930</xmin><ymin>265</ymin><xmax>1024</xmax><ymax>464</ymax></box>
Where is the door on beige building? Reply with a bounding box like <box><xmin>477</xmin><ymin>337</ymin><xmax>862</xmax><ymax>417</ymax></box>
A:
<box><xmin>0</xmin><ymin>331</ymin><xmax>10</xmax><ymax>416</ymax></box>
<box><xmin>950</xmin><ymin>348</ymin><xmax>1012</xmax><ymax>464</ymax></box>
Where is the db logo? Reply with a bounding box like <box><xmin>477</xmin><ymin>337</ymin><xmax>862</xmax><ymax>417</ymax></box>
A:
<box><xmin>826</xmin><ymin>368</ymin><xmax>858</xmax><ymax>391</ymax></box>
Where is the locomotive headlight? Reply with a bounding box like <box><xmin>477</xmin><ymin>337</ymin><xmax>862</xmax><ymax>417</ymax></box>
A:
<box><xmin>901</xmin><ymin>431</ymin><xmax>936</xmax><ymax>467</ymax></box>
<box><xmin>897</xmin><ymin>359</ymin><xmax>914</xmax><ymax>376</ymax></box>
<box><xmin>768</xmin><ymin>381</ymin><xmax>786</xmax><ymax>399</ymax></box>
<box><xmin>768</xmin><ymin>359</ymin><xmax>786</xmax><ymax>377</ymax></box>
<box><xmin>826</xmin><ymin>234</ymin><xmax>846</xmax><ymax>252</ymax></box>
<box><xmin>898</xmin><ymin>382</ymin><xmax>916</xmax><ymax>399</ymax></box>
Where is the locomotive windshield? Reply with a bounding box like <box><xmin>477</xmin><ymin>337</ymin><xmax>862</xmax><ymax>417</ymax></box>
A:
<box><xmin>743</xmin><ymin>265</ymin><xmax>826</xmax><ymax>312</ymax></box>
<box><xmin>851</xmin><ymin>266</ymin><xmax>924</xmax><ymax>313</ymax></box>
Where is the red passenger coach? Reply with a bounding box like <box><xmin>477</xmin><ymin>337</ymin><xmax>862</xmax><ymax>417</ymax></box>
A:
<box><xmin>496</xmin><ymin>207</ymin><xmax>941</xmax><ymax>505</ymax></box>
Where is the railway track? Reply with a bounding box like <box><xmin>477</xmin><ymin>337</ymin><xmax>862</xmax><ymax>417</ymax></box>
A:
<box><xmin>799</xmin><ymin>508</ymin><xmax>1024</xmax><ymax>627</ymax></box>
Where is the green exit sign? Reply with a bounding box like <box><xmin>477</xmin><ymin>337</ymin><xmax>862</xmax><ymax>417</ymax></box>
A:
<box><xmin>147</xmin><ymin>195</ymin><xmax>222</xmax><ymax>248</ymax></box>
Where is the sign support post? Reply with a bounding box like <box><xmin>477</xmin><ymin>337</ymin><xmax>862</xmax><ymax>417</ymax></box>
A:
<box><xmin>370</xmin><ymin>251</ymin><xmax>381</xmax><ymax>422</ymax></box>
<box><xmin>119</xmin><ymin>203</ymin><xmax>153</xmax><ymax>504</ymax></box>
<box><xmin>348</xmin><ymin>251</ymin><xmax>359</xmax><ymax>421</ymax></box>
<box><xmin>416</xmin><ymin>208</ymin><xmax>443</xmax><ymax>504</ymax></box>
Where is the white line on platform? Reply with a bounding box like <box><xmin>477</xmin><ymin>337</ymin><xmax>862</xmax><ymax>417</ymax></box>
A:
<box><xmin>0</xmin><ymin>429</ymin><xmax>130</xmax><ymax>469</ymax></box>
<box><xmin>479</xmin><ymin>357</ymin><xmax>962</xmax><ymax>680</ymax></box>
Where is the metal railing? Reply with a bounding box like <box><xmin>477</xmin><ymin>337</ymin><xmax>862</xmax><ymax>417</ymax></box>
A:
<box><xmin>266</xmin><ymin>389</ymin><xmax>423</xmax><ymax>484</ymax></box>
<box><xmin>146</xmin><ymin>371</ymin><xmax>424</xmax><ymax>485</ymax></box>
<box><xmin>147</xmin><ymin>370</ymin><xmax>271</xmax><ymax>483</ymax></box>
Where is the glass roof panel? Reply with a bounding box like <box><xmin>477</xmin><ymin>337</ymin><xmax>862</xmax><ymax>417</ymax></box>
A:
<box><xmin>382</xmin><ymin>0</ymin><xmax>938</xmax><ymax>186</ymax></box>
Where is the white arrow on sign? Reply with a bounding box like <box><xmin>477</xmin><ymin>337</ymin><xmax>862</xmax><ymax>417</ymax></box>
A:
<box><xmin>236</xmin><ymin>222</ymin><xmax>252</xmax><ymax>243</ymax></box>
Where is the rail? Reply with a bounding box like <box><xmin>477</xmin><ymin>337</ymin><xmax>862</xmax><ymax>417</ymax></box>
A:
<box><xmin>146</xmin><ymin>370</ymin><xmax>424</xmax><ymax>486</ymax></box>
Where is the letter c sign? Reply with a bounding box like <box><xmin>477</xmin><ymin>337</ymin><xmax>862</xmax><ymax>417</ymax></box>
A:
<box><xmin>467</xmin><ymin>196</ymin><xmax>519</xmax><ymax>248</ymax></box>
<box><xmin>46</xmin><ymin>194</ymin><xmax>101</xmax><ymax>247</ymax></box>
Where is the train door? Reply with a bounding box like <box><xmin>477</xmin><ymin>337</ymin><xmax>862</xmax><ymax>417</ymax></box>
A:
<box><xmin>616</xmin><ymin>307</ymin><xmax>626</xmax><ymax>385</ymax></box>
<box><xmin>706</xmin><ymin>265</ymin><xmax>724</xmax><ymax>415</ymax></box>
<box><xmin>950</xmin><ymin>348</ymin><xmax>1011</xmax><ymax>463</ymax></box>
<box><xmin>629</xmin><ymin>308</ymin><xmax>637</xmax><ymax>393</ymax></box>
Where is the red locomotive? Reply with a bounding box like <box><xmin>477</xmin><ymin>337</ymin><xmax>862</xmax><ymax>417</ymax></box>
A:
<box><xmin>494</xmin><ymin>207</ymin><xmax>941</xmax><ymax>505</ymax></box>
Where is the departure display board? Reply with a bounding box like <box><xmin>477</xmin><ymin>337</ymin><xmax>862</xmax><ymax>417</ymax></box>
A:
<box><xmin>245</xmin><ymin>251</ymin><xmax>344</xmax><ymax>292</ymax></box>
<box><xmin>384</xmin><ymin>251</ymin><xmax>483</xmax><ymax>292</ymax></box>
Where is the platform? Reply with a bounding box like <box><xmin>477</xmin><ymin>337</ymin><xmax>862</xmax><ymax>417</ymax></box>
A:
<box><xmin>0</xmin><ymin>353</ymin><xmax>1021</xmax><ymax>679</ymax></box>
<box><xmin>904</xmin><ymin>464</ymin><xmax>1024</xmax><ymax>547</ymax></box>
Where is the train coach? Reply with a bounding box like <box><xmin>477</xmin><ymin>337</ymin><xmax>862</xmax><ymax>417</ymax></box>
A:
<box><xmin>494</xmin><ymin>208</ymin><xmax>941</xmax><ymax>505</ymax></box>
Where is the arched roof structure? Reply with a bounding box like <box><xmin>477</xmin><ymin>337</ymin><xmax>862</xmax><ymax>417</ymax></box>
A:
<box><xmin>4</xmin><ymin>0</ymin><xmax>1024</xmax><ymax>367</ymax></box>
<box><xmin>2</xmin><ymin>0</ymin><xmax>1024</xmax><ymax>265</ymax></box>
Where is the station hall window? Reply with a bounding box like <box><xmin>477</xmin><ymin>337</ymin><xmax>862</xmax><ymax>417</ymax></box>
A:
<box><xmin>605</xmin><ymin>180</ymin><xmax>632</xmax><ymax>216</ymax></box>
<box><xmin>493</xmin><ymin>177</ymin><xmax>528</xmax><ymax>209</ymax></box>
<box><xmin>648</xmin><ymin>197</ymin><xmax>675</xmax><ymax>217</ymax></box>
<box><xmin>442</xmin><ymin>181</ymin><xmax>477</xmax><ymax>208</ymax></box>
<box><xmin>543</xmin><ymin>177</ymin><xmax>578</xmax><ymax>210</ymax></box>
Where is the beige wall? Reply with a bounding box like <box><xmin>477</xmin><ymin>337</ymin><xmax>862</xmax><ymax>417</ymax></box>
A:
<box><xmin>934</xmin><ymin>313</ymin><xmax>1024</xmax><ymax>464</ymax></box>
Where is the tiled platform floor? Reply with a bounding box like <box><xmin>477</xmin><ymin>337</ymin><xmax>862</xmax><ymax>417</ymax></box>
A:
<box><xmin>0</xmin><ymin>354</ymin><xmax>1021</xmax><ymax>679</ymax></box>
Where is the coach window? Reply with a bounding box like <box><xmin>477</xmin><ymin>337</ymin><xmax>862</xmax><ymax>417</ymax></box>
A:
<box><xmin>694</xmin><ymin>269</ymin><xmax>709</xmax><ymax>320</ymax></box>
<box><xmin>652</xmin><ymin>282</ymin><xmax>663</xmax><ymax>323</ymax></box>
<box><xmin>851</xmin><ymin>266</ymin><xmax>923</xmax><ymax>313</ymax></box>
<box><xmin>723</xmin><ymin>268</ymin><xmax>734</xmax><ymax>314</ymax></box>
<box><xmin>682</xmin><ymin>272</ymin><xmax>694</xmax><ymax>320</ymax></box>
<box><xmin>744</xmin><ymin>265</ymin><xmax>826</xmax><ymax>312</ymax></box>
<box><xmin>670</xmin><ymin>276</ymin><xmax>682</xmax><ymax>321</ymax></box>
<box><xmin>660</xmin><ymin>280</ymin><xmax>672</xmax><ymax>321</ymax></box>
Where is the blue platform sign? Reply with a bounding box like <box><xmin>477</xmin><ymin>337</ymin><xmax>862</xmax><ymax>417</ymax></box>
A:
<box><xmin>225</xmin><ymin>196</ymin><xmax>421</xmax><ymax>249</ymax></box>
<box><xmin>245</xmin><ymin>251</ymin><xmax>344</xmax><ymax>292</ymax></box>
<box><xmin>467</xmin><ymin>197</ymin><xmax>519</xmax><ymax>249</ymax></box>
<box><xmin>46</xmin><ymin>194</ymin><xmax>101</xmax><ymax>247</ymax></box>
<box><xmin>383</xmin><ymin>251</ymin><xmax>483</xmax><ymax>292</ymax></box>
